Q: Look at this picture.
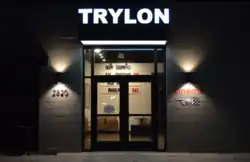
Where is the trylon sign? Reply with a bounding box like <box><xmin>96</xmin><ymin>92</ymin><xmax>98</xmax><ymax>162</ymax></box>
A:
<box><xmin>78</xmin><ymin>8</ymin><xmax>170</xmax><ymax>24</ymax></box>
<box><xmin>78</xmin><ymin>7</ymin><xmax>169</xmax><ymax>45</ymax></box>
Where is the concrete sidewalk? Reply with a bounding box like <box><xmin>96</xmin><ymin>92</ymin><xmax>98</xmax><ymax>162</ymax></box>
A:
<box><xmin>0</xmin><ymin>153</ymin><xmax>250</xmax><ymax>162</ymax></box>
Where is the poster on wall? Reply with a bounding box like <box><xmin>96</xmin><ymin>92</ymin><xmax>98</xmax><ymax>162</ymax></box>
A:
<box><xmin>176</xmin><ymin>97</ymin><xmax>200</xmax><ymax>106</ymax></box>
<box><xmin>172</xmin><ymin>83</ymin><xmax>204</xmax><ymax>109</ymax></box>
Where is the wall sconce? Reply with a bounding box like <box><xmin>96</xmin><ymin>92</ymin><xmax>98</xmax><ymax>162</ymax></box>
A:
<box><xmin>183</xmin><ymin>72</ymin><xmax>196</xmax><ymax>83</ymax></box>
<box><xmin>51</xmin><ymin>71</ymin><xmax>66</xmax><ymax>84</ymax></box>
<box><xmin>54</xmin><ymin>72</ymin><xmax>62</xmax><ymax>83</ymax></box>
<box><xmin>50</xmin><ymin>58</ymin><xmax>71</xmax><ymax>73</ymax></box>
<box><xmin>49</xmin><ymin>52</ymin><xmax>72</xmax><ymax>73</ymax></box>
<box><xmin>49</xmin><ymin>56</ymin><xmax>69</xmax><ymax>84</ymax></box>
<box><xmin>181</xmin><ymin>62</ymin><xmax>198</xmax><ymax>73</ymax></box>
<box><xmin>173</xmin><ymin>46</ymin><xmax>205</xmax><ymax>73</ymax></box>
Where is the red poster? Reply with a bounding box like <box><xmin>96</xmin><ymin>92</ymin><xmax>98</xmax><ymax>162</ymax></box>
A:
<box><xmin>132</xmin><ymin>88</ymin><xmax>139</xmax><ymax>93</ymax></box>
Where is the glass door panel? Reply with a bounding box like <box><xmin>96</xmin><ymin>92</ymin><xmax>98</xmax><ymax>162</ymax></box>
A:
<box><xmin>97</xmin><ymin>82</ymin><xmax>120</xmax><ymax>142</ymax></box>
<box><xmin>128</xmin><ymin>82</ymin><xmax>152</xmax><ymax>142</ymax></box>
<box><xmin>129</xmin><ymin>116</ymin><xmax>152</xmax><ymax>142</ymax></box>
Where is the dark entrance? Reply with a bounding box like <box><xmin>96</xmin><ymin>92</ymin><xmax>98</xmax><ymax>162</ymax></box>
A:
<box><xmin>91</xmin><ymin>76</ymin><xmax>157</xmax><ymax>151</ymax></box>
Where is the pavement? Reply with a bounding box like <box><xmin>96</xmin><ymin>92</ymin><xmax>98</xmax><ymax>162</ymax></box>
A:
<box><xmin>0</xmin><ymin>152</ymin><xmax>250</xmax><ymax>162</ymax></box>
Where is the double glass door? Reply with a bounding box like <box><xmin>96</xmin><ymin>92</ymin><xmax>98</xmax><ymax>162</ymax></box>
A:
<box><xmin>91</xmin><ymin>76</ymin><xmax>157</xmax><ymax>150</ymax></box>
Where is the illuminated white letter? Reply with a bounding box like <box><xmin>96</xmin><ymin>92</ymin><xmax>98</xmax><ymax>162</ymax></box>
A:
<box><xmin>108</xmin><ymin>8</ymin><xmax>123</xmax><ymax>24</ymax></box>
<box><xmin>137</xmin><ymin>8</ymin><xmax>153</xmax><ymax>24</ymax></box>
<box><xmin>154</xmin><ymin>8</ymin><xmax>170</xmax><ymax>24</ymax></box>
<box><xmin>78</xmin><ymin>9</ymin><xmax>93</xmax><ymax>24</ymax></box>
<box><xmin>124</xmin><ymin>9</ymin><xmax>137</xmax><ymax>24</ymax></box>
<box><xmin>93</xmin><ymin>9</ymin><xmax>108</xmax><ymax>24</ymax></box>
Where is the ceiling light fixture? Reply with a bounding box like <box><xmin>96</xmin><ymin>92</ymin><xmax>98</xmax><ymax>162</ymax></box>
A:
<box><xmin>94</xmin><ymin>48</ymin><xmax>102</xmax><ymax>53</ymax></box>
<box><xmin>99</xmin><ymin>54</ymin><xmax>103</xmax><ymax>58</ymax></box>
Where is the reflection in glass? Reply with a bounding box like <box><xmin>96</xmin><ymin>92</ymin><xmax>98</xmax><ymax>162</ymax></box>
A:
<box><xmin>84</xmin><ymin>78</ymin><xmax>91</xmax><ymax>150</ymax></box>
<box><xmin>97</xmin><ymin>116</ymin><xmax>120</xmax><ymax>141</ymax></box>
<box><xmin>129</xmin><ymin>116</ymin><xmax>152</xmax><ymax>142</ymax></box>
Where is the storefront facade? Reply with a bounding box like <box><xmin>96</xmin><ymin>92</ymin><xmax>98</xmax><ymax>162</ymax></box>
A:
<box><xmin>37</xmin><ymin>3</ymin><xmax>250</xmax><ymax>154</ymax></box>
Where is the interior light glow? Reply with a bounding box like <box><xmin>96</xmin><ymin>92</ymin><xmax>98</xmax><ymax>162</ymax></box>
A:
<box><xmin>50</xmin><ymin>58</ymin><xmax>71</xmax><ymax>73</ymax></box>
<box><xmin>94</xmin><ymin>48</ymin><xmax>102</xmax><ymax>53</ymax></box>
<box><xmin>180</xmin><ymin>82</ymin><xmax>197</xmax><ymax>90</ymax></box>
<box><xmin>174</xmin><ymin>48</ymin><xmax>204</xmax><ymax>72</ymax></box>
<box><xmin>81</xmin><ymin>40</ymin><xmax>167</xmax><ymax>45</ymax></box>
<box><xmin>102</xmin><ymin>58</ymin><xmax>106</xmax><ymax>62</ymax></box>
<box><xmin>181</xmin><ymin>62</ymin><xmax>197</xmax><ymax>72</ymax></box>
<box><xmin>53</xmin><ymin>82</ymin><xmax>68</xmax><ymax>90</ymax></box>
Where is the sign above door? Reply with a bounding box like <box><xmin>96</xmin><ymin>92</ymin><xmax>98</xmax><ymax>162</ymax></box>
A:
<box><xmin>77</xmin><ymin>6</ymin><xmax>170</xmax><ymax>46</ymax></box>
<box><xmin>78</xmin><ymin>8</ymin><xmax>170</xmax><ymax>25</ymax></box>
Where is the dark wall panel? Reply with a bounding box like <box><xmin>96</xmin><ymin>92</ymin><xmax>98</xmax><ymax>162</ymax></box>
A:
<box><xmin>39</xmin><ymin>39</ymin><xmax>83</xmax><ymax>153</ymax></box>
<box><xmin>166</xmin><ymin>38</ymin><xmax>250</xmax><ymax>153</ymax></box>
<box><xmin>166</xmin><ymin>3</ymin><xmax>250</xmax><ymax>152</ymax></box>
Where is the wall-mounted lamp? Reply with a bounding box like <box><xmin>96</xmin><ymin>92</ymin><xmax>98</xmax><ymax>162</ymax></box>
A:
<box><xmin>183</xmin><ymin>72</ymin><xmax>196</xmax><ymax>83</ymax></box>
<box><xmin>54</xmin><ymin>72</ymin><xmax>62</xmax><ymax>83</ymax></box>
<box><xmin>50</xmin><ymin>58</ymin><xmax>71</xmax><ymax>73</ymax></box>
<box><xmin>172</xmin><ymin>47</ymin><xmax>205</xmax><ymax>73</ymax></box>
<box><xmin>49</xmin><ymin>51</ymin><xmax>72</xmax><ymax>73</ymax></box>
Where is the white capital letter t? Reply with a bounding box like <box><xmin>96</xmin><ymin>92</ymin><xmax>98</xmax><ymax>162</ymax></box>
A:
<box><xmin>78</xmin><ymin>9</ymin><xmax>93</xmax><ymax>24</ymax></box>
